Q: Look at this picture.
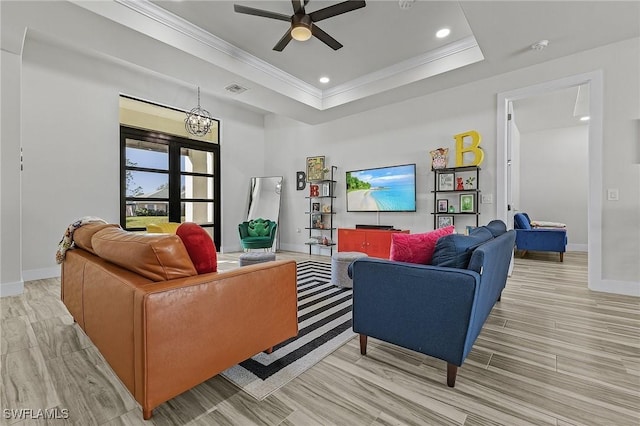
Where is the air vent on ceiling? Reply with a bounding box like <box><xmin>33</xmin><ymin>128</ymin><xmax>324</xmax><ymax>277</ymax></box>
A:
<box><xmin>398</xmin><ymin>0</ymin><xmax>415</xmax><ymax>9</ymax></box>
<box><xmin>225</xmin><ymin>84</ymin><xmax>248</xmax><ymax>94</ymax></box>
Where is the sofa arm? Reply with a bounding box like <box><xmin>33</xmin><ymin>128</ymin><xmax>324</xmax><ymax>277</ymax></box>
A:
<box><xmin>132</xmin><ymin>260</ymin><xmax>298</xmax><ymax>415</ymax></box>
<box><xmin>350</xmin><ymin>257</ymin><xmax>480</xmax><ymax>366</ymax></box>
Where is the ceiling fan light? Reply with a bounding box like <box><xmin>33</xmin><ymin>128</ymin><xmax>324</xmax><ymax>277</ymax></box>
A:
<box><xmin>291</xmin><ymin>14</ymin><xmax>312</xmax><ymax>41</ymax></box>
<box><xmin>291</xmin><ymin>24</ymin><xmax>312</xmax><ymax>41</ymax></box>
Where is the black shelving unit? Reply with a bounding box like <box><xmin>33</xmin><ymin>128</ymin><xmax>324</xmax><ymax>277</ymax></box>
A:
<box><xmin>431</xmin><ymin>166</ymin><xmax>480</xmax><ymax>230</ymax></box>
<box><xmin>305</xmin><ymin>165</ymin><xmax>337</xmax><ymax>255</ymax></box>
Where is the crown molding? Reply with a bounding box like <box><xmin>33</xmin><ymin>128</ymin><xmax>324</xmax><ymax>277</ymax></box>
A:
<box><xmin>114</xmin><ymin>0</ymin><xmax>322</xmax><ymax>100</ymax></box>
<box><xmin>73</xmin><ymin>0</ymin><xmax>483</xmax><ymax>112</ymax></box>
<box><xmin>322</xmin><ymin>36</ymin><xmax>481</xmax><ymax>99</ymax></box>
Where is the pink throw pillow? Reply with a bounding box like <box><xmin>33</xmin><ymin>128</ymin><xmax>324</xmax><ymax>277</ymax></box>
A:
<box><xmin>390</xmin><ymin>226</ymin><xmax>455</xmax><ymax>264</ymax></box>
<box><xmin>176</xmin><ymin>223</ymin><xmax>217</xmax><ymax>274</ymax></box>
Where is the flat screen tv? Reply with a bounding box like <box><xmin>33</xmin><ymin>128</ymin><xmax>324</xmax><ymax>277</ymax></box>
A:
<box><xmin>346</xmin><ymin>163</ymin><xmax>417</xmax><ymax>212</ymax></box>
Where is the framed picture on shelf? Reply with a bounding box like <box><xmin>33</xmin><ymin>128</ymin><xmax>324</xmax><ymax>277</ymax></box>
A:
<box><xmin>311</xmin><ymin>214</ymin><xmax>322</xmax><ymax>229</ymax></box>
<box><xmin>438</xmin><ymin>216</ymin><xmax>454</xmax><ymax>228</ymax></box>
<box><xmin>312</xmin><ymin>202</ymin><xmax>320</xmax><ymax>212</ymax></box>
<box><xmin>322</xmin><ymin>204</ymin><xmax>332</xmax><ymax>213</ymax></box>
<box><xmin>437</xmin><ymin>199</ymin><xmax>448</xmax><ymax>213</ymax></box>
<box><xmin>321</xmin><ymin>183</ymin><xmax>331</xmax><ymax>197</ymax></box>
<box><xmin>306</xmin><ymin>156</ymin><xmax>325</xmax><ymax>181</ymax></box>
<box><xmin>438</xmin><ymin>172</ymin><xmax>455</xmax><ymax>191</ymax></box>
<box><xmin>460</xmin><ymin>194</ymin><xmax>475</xmax><ymax>213</ymax></box>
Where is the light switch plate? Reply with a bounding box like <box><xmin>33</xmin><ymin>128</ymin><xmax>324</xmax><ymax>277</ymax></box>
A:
<box><xmin>481</xmin><ymin>194</ymin><xmax>493</xmax><ymax>204</ymax></box>
<box><xmin>607</xmin><ymin>189</ymin><xmax>619</xmax><ymax>201</ymax></box>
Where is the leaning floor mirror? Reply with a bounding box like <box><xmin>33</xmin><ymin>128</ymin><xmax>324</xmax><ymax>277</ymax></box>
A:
<box><xmin>247</xmin><ymin>176</ymin><xmax>283</xmax><ymax>250</ymax></box>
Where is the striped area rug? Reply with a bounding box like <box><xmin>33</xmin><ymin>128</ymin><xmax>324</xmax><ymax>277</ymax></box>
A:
<box><xmin>220</xmin><ymin>260</ymin><xmax>355</xmax><ymax>400</ymax></box>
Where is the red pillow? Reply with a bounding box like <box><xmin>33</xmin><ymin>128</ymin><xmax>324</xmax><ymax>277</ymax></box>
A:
<box><xmin>390</xmin><ymin>226</ymin><xmax>455</xmax><ymax>264</ymax></box>
<box><xmin>176</xmin><ymin>223</ymin><xmax>217</xmax><ymax>274</ymax></box>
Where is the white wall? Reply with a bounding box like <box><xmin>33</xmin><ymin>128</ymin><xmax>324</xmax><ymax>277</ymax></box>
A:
<box><xmin>265</xmin><ymin>38</ymin><xmax>639</xmax><ymax>290</ymax></box>
<box><xmin>511</xmin><ymin>120</ymin><xmax>521</xmax><ymax>222</ymax></box>
<box><xmin>0</xmin><ymin>50</ymin><xmax>23</xmax><ymax>296</ymax></box>
<box><xmin>18</xmin><ymin>36</ymin><xmax>265</xmax><ymax>280</ymax></box>
<box><xmin>520</xmin><ymin>126</ymin><xmax>589</xmax><ymax>250</ymax></box>
<box><xmin>265</xmin><ymin>81</ymin><xmax>501</xmax><ymax>253</ymax></box>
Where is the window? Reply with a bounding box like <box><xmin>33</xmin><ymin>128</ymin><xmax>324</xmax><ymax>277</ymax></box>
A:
<box><xmin>120</xmin><ymin>126</ymin><xmax>221</xmax><ymax>248</ymax></box>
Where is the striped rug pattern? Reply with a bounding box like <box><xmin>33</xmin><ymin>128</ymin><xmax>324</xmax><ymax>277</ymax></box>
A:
<box><xmin>220</xmin><ymin>260</ymin><xmax>355</xmax><ymax>400</ymax></box>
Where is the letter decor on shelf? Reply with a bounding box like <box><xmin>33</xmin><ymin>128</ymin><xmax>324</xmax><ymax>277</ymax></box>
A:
<box><xmin>310</xmin><ymin>184</ymin><xmax>320</xmax><ymax>197</ymax></box>
<box><xmin>454</xmin><ymin>130</ymin><xmax>484</xmax><ymax>167</ymax></box>
<box><xmin>296</xmin><ymin>171</ymin><xmax>307</xmax><ymax>190</ymax></box>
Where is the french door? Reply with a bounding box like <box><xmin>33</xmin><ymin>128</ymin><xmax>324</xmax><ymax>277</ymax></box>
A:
<box><xmin>120</xmin><ymin>126</ymin><xmax>221</xmax><ymax>248</ymax></box>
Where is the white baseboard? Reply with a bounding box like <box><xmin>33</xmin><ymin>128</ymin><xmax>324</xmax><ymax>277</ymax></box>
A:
<box><xmin>22</xmin><ymin>266</ymin><xmax>60</xmax><ymax>282</ymax></box>
<box><xmin>590</xmin><ymin>279</ymin><xmax>640</xmax><ymax>297</ymax></box>
<box><xmin>567</xmin><ymin>243</ymin><xmax>588</xmax><ymax>252</ymax></box>
<box><xmin>0</xmin><ymin>280</ymin><xmax>24</xmax><ymax>297</ymax></box>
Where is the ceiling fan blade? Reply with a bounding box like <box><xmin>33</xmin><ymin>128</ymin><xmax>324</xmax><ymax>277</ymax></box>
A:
<box><xmin>273</xmin><ymin>29</ymin><xmax>293</xmax><ymax>51</ymax></box>
<box><xmin>309</xmin><ymin>0</ymin><xmax>366</xmax><ymax>22</ymax></box>
<box><xmin>291</xmin><ymin>0</ymin><xmax>305</xmax><ymax>14</ymax></box>
<box><xmin>311</xmin><ymin>24</ymin><xmax>343</xmax><ymax>50</ymax></box>
<box><xmin>234</xmin><ymin>4</ymin><xmax>291</xmax><ymax>22</ymax></box>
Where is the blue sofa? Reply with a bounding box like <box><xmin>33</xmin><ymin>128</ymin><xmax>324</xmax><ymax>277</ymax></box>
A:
<box><xmin>349</xmin><ymin>222</ymin><xmax>516</xmax><ymax>387</ymax></box>
<box><xmin>514</xmin><ymin>212</ymin><xmax>567</xmax><ymax>262</ymax></box>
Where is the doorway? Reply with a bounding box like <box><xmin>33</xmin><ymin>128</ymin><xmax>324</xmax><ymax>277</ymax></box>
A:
<box><xmin>496</xmin><ymin>71</ymin><xmax>604</xmax><ymax>289</ymax></box>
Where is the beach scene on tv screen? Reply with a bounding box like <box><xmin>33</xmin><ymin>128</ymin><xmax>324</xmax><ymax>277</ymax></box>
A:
<box><xmin>346</xmin><ymin>164</ymin><xmax>416</xmax><ymax>212</ymax></box>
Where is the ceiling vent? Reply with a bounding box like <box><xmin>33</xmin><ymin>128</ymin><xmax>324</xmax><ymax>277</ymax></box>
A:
<box><xmin>225</xmin><ymin>84</ymin><xmax>248</xmax><ymax>94</ymax></box>
<box><xmin>530</xmin><ymin>39</ymin><xmax>549</xmax><ymax>51</ymax></box>
<box><xmin>398</xmin><ymin>0</ymin><xmax>415</xmax><ymax>9</ymax></box>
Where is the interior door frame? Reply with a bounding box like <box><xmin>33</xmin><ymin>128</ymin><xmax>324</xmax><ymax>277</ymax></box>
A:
<box><xmin>496</xmin><ymin>71</ymin><xmax>603</xmax><ymax>290</ymax></box>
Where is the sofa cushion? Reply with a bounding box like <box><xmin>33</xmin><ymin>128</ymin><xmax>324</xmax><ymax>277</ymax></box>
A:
<box><xmin>146</xmin><ymin>222</ymin><xmax>180</xmax><ymax>234</ymax></box>
<box><xmin>247</xmin><ymin>218</ymin><xmax>272</xmax><ymax>237</ymax></box>
<box><xmin>91</xmin><ymin>227</ymin><xmax>197</xmax><ymax>281</ymax></box>
<box><xmin>485</xmin><ymin>220</ymin><xmax>507</xmax><ymax>237</ymax></box>
<box><xmin>390</xmin><ymin>226</ymin><xmax>454</xmax><ymax>264</ymax></box>
<box><xmin>73</xmin><ymin>223</ymin><xmax>121</xmax><ymax>255</ymax></box>
<box><xmin>514</xmin><ymin>213</ymin><xmax>531</xmax><ymax>230</ymax></box>
<box><xmin>176</xmin><ymin>223</ymin><xmax>217</xmax><ymax>274</ymax></box>
<box><xmin>431</xmin><ymin>227</ymin><xmax>494</xmax><ymax>269</ymax></box>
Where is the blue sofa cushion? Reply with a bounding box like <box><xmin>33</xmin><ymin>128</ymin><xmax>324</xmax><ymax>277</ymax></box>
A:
<box><xmin>485</xmin><ymin>220</ymin><xmax>507</xmax><ymax>237</ymax></box>
<box><xmin>431</xmin><ymin>227</ymin><xmax>494</xmax><ymax>269</ymax></box>
<box><xmin>514</xmin><ymin>213</ymin><xmax>531</xmax><ymax>230</ymax></box>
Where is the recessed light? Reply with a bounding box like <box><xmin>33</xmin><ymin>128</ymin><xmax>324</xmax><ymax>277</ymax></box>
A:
<box><xmin>319</xmin><ymin>76</ymin><xmax>330</xmax><ymax>84</ymax></box>
<box><xmin>436</xmin><ymin>28</ymin><xmax>450</xmax><ymax>39</ymax></box>
<box><xmin>580</xmin><ymin>116</ymin><xmax>590</xmax><ymax>121</ymax></box>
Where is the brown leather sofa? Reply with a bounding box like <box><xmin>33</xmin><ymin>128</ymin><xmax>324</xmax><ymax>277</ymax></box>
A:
<box><xmin>60</xmin><ymin>223</ymin><xmax>298</xmax><ymax>420</ymax></box>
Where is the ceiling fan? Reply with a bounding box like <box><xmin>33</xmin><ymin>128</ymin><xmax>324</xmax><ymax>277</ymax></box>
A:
<box><xmin>233</xmin><ymin>0</ymin><xmax>366</xmax><ymax>51</ymax></box>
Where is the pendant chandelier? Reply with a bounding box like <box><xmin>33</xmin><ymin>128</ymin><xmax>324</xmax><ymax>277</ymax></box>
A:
<box><xmin>185</xmin><ymin>87</ymin><xmax>212</xmax><ymax>136</ymax></box>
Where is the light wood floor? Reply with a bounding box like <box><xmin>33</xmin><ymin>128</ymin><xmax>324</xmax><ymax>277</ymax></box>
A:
<box><xmin>1</xmin><ymin>251</ymin><xmax>639</xmax><ymax>425</ymax></box>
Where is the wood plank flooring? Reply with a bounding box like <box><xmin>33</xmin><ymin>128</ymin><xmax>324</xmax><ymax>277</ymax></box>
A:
<box><xmin>1</xmin><ymin>251</ymin><xmax>638</xmax><ymax>425</ymax></box>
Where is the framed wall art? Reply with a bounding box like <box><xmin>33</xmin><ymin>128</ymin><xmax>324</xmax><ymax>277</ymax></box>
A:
<box><xmin>437</xmin><ymin>199</ymin><xmax>449</xmax><ymax>213</ymax></box>
<box><xmin>460</xmin><ymin>194</ymin><xmax>475</xmax><ymax>213</ymax></box>
<box><xmin>306</xmin><ymin>156</ymin><xmax>325</xmax><ymax>182</ymax></box>
<box><xmin>438</xmin><ymin>216</ymin><xmax>454</xmax><ymax>228</ymax></box>
<box><xmin>438</xmin><ymin>172</ymin><xmax>454</xmax><ymax>191</ymax></box>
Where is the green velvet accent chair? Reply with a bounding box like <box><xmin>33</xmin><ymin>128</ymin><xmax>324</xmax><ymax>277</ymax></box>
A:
<box><xmin>238</xmin><ymin>218</ymin><xmax>277</xmax><ymax>251</ymax></box>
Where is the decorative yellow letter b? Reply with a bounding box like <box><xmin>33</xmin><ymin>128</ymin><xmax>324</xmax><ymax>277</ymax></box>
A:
<box><xmin>454</xmin><ymin>130</ymin><xmax>484</xmax><ymax>167</ymax></box>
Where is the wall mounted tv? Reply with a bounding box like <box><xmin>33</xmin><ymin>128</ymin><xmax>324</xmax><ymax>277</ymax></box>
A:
<box><xmin>346</xmin><ymin>163</ymin><xmax>417</xmax><ymax>212</ymax></box>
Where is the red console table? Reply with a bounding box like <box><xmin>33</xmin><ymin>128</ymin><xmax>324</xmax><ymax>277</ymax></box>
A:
<box><xmin>337</xmin><ymin>228</ymin><xmax>409</xmax><ymax>259</ymax></box>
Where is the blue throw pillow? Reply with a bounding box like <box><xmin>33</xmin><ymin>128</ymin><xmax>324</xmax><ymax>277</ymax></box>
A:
<box><xmin>431</xmin><ymin>227</ymin><xmax>494</xmax><ymax>269</ymax></box>
<box><xmin>485</xmin><ymin>220</ymin><xmax>507</xmax><ymax>237</ymax></box>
